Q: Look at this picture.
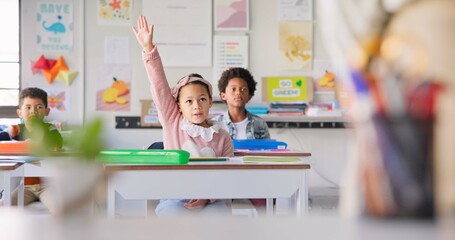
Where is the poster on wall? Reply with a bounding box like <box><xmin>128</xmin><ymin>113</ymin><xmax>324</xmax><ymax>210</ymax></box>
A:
<box><xmin>36</xmin><ymin>2</ymin><xmax>73</xmax><ymax>52</ymax></box>
<box><xmin>142</xmin><ymin>0</ymin><xmax>212</xmax><ymax>67</ymax></box>
<box><xmin>278</xmin><ymin>21</ymin><xmax>313</xmax><ymax>71</ymax></box>
<box><xmin>213</xmin><ymin>35</ymin><xmax>249</xmax><ymax>85</ymax></box>
<box><xmin>96</xmin><ymin>64</ymin><xmax>131</xmax><ymax>112</ymax></box>
<box><xmin>97</xmin><ymin>0</ymin><xmax>133</xmax><ymax>26</ymax></box>
<box><xmin>279</xmin><ymin>0</ymin><xmax>313</xmax><ymax>21</ymax></box>
<box><xmin>44</xmin><ymin>88</ymin><xmax>70</xmax><ymax>112</ymax></box>
<box><xmin>214</xmin><ymin>0</ymin><xmax>249</xmax><ymax>31</ymax></box>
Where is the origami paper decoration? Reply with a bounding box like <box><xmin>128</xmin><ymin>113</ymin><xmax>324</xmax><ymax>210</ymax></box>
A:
<box><xmin>47</xmin><ymin>59</ymin><xmax>57</xmax><ymax>69</ymax></box>
<box><xmin>41</xmin><ymin>68</ymin><xmax>59</xmax><ymax>84</ymax></box>
<box><xmin>52</xmin><ymin>56</ymin><xmax>68</xmax><ymax>71</ymax></box>
<box><xmin>56</xmin><ymin>70</ymin><xmax>78</xmax><ymax>85</ymax></box>
<box><xmin>31</xmin><ymin>55</ymin><xmax>77</xmax><ymax>85</ymax></box>
<box><xmin>30</xmin><ymin>60</ymin><xmax>40</xmax><ymax>75</ymax></box>
<box><xmin>33</xmin><ymin>54</ymin><xmax>50</xmax><ymax>70</ymax></box>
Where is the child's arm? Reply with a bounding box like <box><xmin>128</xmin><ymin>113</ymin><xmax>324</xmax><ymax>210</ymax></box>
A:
<box><xmin>221</xmin><ymin>134</ymin><xmax>234</xmax><ymax>157</ymax></box>
<box><xmin>132</xmin><ymin>16</ymin><xmax>180</xmax><ymax>125</ymax></box>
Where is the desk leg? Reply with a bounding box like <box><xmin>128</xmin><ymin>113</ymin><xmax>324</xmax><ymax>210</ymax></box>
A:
<box><xmin>16</xmin><ymin>177</ymin><xmax>24</xmax><ymax>207</ymax></box>
<box><xmin>266</xmin><ymin>198</ymin><xmax>274</xmax><ymax>217</ymax></box>
<box><xmin>296</xmin><ymin>170</ymin><xmax>309</xmax><ymax>217</ymax></box>
<box><xmin>107</xmin><ymin>180</ymin><xmax>115</xmax><ymax>218</ymax></box>
<box><xmin>15</xmin><ymin>166</ymin><xmax>24</xmax><ymax>207</ymax></box>
<box><xmin>3</xmin><ymin>172</ymin><xmax>11</xmax><ymax>206</ymax></box>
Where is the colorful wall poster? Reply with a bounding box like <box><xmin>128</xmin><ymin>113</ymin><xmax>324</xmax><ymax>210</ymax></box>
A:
<box><xmin>278</xmin><ymin>21</ymin><xmax>313</xmax><ymax>71</ymax></box>
<box><xmin>213</xmin><ymin>35</ymin><xmax>249</xmax><ymax>85</ymax></box>
<box><xmin>97</xmin><ymin>0</ymin><xmax>132</xmax><ymax>26</ymax></box>
<box><xmin>37</xmin><ymin>3</ymin><xmax>73</xmax><ymax>52</ymax></box>
<box><xmin>262</xmin><ymin>76</ymin><xmax>313</xmax><ymax>102</ymax></box>
<box><xmin>46</xmin><ymin>88</ymin><xmax>70</xmax><ymax>112</ymax></box>
<box><xmin>214</xmin><ymin>0</ymin><xmax>249</xmax><ymax>31</ymax></box>
<box><xmin>96</xmin><ymin>64</ymin><xmax>131</xmax><ymax>111</ymax></box>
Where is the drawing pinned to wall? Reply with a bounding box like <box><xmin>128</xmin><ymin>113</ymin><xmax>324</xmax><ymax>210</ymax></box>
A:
<box><xmin>278</xmin><ymin>21</ymin><xmax>313</xmax><ymax>71</ymax></box>
<box><xmin>45</xmin><ymin>88</ymin><xmax>70</xmax><ymax>112</ymax></box>
<box><xmin>279</xmin><ymin>0</ymin><xmax>313</xmax><ymax>21</ymax></box>
<box><xmin>313</xmin><ymin>60</ymin><xmax>337</xmax><ymax>92</ymax></box>
<box><xmin>96</xmin><ymin>64</ymin><xmax>131</xmax><ymax>111</ymax></box>
<box><xmin>36</xmin><ymin>3</ymin><xmax>73</xmax><ymax>52</ymax></box>
<box><xmin>214</xmin><ymin>0</ymin><xmax>249</xmax><ymax>31</ymax></box>
<box><xmin>30</xmin><ymin>55</ymin><xmax>78</xmax><ymax>85</ymax></box>
<box><xmin>97</xmin><ymin>0</ymin><xmax>132</xmax><ymax>26</ymax></box>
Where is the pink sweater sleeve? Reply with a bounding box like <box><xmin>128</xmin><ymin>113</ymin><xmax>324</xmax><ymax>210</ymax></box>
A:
<box><xmin>142</xmin><ymin>47</ymin><xmax>180</xmax><ymax>128</ymax></box>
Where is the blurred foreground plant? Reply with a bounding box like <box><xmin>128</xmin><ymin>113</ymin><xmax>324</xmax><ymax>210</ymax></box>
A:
<box><xmin>29</xmin><ymin>117</ymin><xmax>105</xmax><ymax>160</ymax></box>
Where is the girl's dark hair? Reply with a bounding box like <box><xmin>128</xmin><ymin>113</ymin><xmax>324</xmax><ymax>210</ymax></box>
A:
<box><xmin>19</xmin><ymin>87</ymin><xmax>48</xmax><ymax>108</ymax></box>
<box><xmin>218</xmin><ymin>67</ymin><xmax>257</xmax><ymax>97</ymax></box>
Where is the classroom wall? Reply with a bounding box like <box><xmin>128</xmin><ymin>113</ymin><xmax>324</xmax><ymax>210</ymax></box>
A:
<box><xmin>21</xmin><ymin>0</ymin><xmax>349</xmax><ymax>188</ymax></box>
<box><xmin>83</xmin><ymin>0</ymin><xmax>330</xmax><ymax>149</ymax></box>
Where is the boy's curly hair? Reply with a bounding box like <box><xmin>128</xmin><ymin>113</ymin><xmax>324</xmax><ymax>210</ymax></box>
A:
<box><xmin>218</xmin><ymin>67</ymin><xmax>257</xmax><ymax>98</ymax></box>
<box><xmin>19</xmin><ymin>87</ymin><xmax>48</xmax><ymax>108</ymax></box>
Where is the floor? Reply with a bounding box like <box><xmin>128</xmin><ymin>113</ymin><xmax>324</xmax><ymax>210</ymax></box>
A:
<box><xmin>16</xmin><ymin>187</ymin><xmax>340</xmax><ymax>218</ymax></box>
<box><xmin>308</xmin><ymin>187</ymin><xmax>339</xmax><ymax>216</ymax></box>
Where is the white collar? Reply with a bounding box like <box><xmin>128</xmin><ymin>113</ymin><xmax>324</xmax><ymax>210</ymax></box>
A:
<box><xmin>180</xmin><ymin>117</ymin><xmax>221</xmax><ymax>141</ymax></box>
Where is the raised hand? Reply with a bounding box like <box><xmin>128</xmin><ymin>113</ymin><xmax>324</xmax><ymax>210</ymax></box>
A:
<box><xmin>132</xmin><ymin>16</ymin><xmax>154</xmax><ymax>52</ymax></box>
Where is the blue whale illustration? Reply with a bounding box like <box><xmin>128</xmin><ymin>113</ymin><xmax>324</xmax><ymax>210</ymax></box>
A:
<box><xmin>42</xmin><ymin>21</ymin><xmax>66</xmax><ymax>34</ymax></box>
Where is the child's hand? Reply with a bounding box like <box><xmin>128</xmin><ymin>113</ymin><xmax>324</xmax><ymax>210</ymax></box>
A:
<box><xmin>132</xmin><ymin>16</ymin><xmax>154</xmax><ymax>52</ymax></box>
<box><xmin>184</xmin><ymin>199</ymin><xmax>209</xmax><ymax>210</ymax></box>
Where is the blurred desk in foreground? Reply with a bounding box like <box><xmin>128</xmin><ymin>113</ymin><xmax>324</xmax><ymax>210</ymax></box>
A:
<box><xmin>0</xmin><ymin>208</ymin><xmax>451</xmax><ymax>240</ymax></box>
<box><xmin>0</xmin><ymin>162</ymin><xmax>24</xmax><ymax>207</ymax></box>
<box><xmin>105</xmin><ymin>158</ymin><xmax>310</xmax><ymax>218</ymax></box>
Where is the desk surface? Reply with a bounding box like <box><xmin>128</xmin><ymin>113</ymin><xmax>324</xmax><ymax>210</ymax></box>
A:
<box><xmin>105</xmin><ymin>160</ymin><xmax>310</xmax><ymax>171</ymax></box>
<box><xmin>0</xmin><ymin>162</ymin><xmax>23</xmax><ymax>170</ymax></box>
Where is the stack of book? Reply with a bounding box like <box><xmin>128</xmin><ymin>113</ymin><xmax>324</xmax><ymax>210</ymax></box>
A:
<box><xmin>268</xmin><ymin>102</ymin><xmax>307</xmax><ymax>115</ymax></box>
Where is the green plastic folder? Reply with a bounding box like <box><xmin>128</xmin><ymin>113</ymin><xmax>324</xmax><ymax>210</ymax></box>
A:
<box><xmin>98</xmin><ymin>149</ymin><xmax>190</xmax><ymax>165</ymax></box>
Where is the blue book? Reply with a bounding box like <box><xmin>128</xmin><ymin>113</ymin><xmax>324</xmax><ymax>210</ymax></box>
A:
<box><xmin>233</xmin><ymin>139</ymin><xmax>287</xmax><ymax>151</ymax></box>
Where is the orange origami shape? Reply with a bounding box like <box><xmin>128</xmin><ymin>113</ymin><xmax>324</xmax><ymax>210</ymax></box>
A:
<box><xmin>41</xmin><ymin>69</ymin><xmax>59</xmax><ymax>84</ymax></box>
<box><xmin>52</xmin><ymin>56</ymin><xmax>68</xmax><ymax>72</ymax></box>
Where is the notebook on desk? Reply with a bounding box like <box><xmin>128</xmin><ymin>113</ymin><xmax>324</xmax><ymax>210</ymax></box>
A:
<box><xmin>242</xmin><ymin>156</ymin><xmax>302</xmax><ymax>163</ymax></box>
<box><xmin>189</xmin><ymin>157</ymin><xmax>228</xmax><ymax>162</ymax></box>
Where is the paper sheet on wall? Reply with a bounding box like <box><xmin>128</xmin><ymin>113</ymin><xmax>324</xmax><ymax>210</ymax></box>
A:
<box><xmin>279</xmin><ymin>0</ymin><xmax>313</xmax><ymax>21</ymax></box>
<box><xmin>213</xmin><ymin>35</ymin><xmax>249</xmax><ymax>85</ymax></box>
<box><xmin>278</xmin><ymin>21</ymin><xmax>313</xmax><ymax>71</ymax></box>
<box><xmin>142</xmin><ymin>0</ymin><xmax>212</xmax><ymax>67</ymax></box>
<box><xmin>104</xmin><ymin>36</ymin><xmax>130</xmax><ymax>64</ymax></box>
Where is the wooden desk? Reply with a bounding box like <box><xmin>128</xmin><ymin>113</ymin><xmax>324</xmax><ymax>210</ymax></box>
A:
<box><xmin>0</xmin><ymin>162</ymin><xmax>24</xmax><ymax>207</ymax></box>
<box><xmin>105</xmin><ymin>158</ymin><xmax>310</xmax><ymax>218</ymax></box>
